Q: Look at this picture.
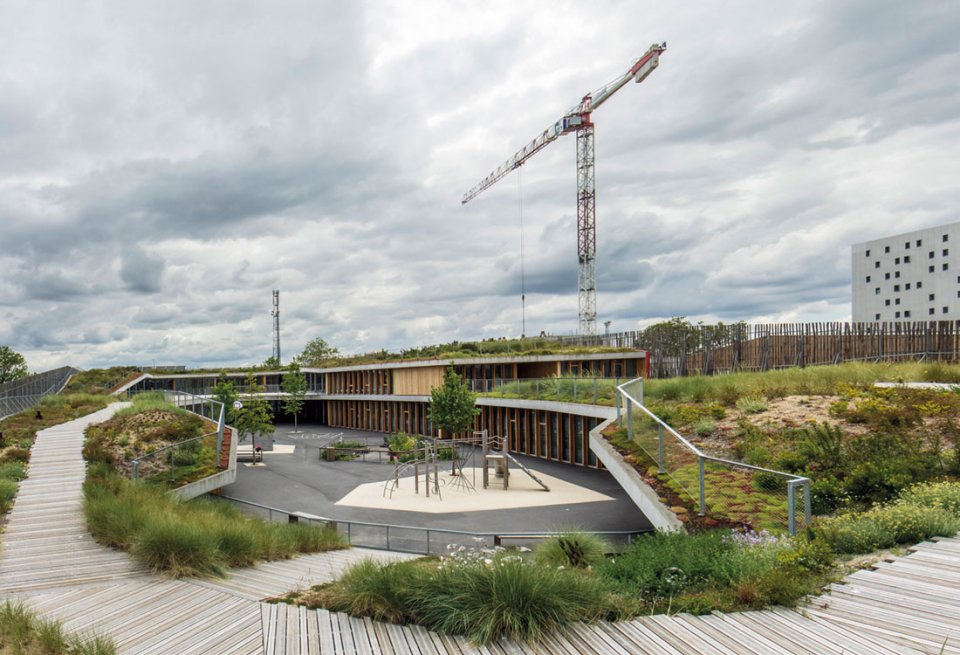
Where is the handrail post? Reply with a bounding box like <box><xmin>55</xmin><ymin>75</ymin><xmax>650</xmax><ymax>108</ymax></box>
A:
<box><xmin>626</xmin><ymin>401</ymin><xmax>633</xmax><ymax>441</ymax></box>
<box><xmin>615</xmin><ymin>391</ymin><xmax>621</xmax><ymax>421</ymax></box>
<box><xmin>657</xmin><ymin>424</ymin><xmax>665</xmax><ymax>474</ymax></box>
<box><xmin>698</xmin><ymin>456</ymin><xmax>706</xmax><ymax>516</ymax></box>
<box><xmin>787</xmin><ymin>480</ymin><xmax>797</xmax><ymax>536</ymax></box>
<box><xmin>804</xmin><ymin>479</ymin><xmax>812</xmax><ymax>526</ymax></box>
<box><xmin>639</xmin><ymin>378</ymin><xmax>644</xmax><ymax>406</ymax></box>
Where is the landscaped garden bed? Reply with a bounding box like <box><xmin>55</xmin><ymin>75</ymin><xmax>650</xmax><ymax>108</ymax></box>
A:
<box><xmin>82</xmin><ymin>393</ymin><xmax>347</xmax><ymax>578</ymax></box>
<box><xmin>276</xmin><ymin>480</ymin><xmax>960</xmax><ymax>645</ymax></box>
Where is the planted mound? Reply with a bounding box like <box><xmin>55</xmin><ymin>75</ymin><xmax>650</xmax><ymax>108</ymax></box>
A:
<box><xmin>83</xmin><ymin>465</ymin><xmax>346</xmax><ymax>577</ymax></box>
<box><xmin>295</xmin><ymin>555</ymin><xmax>629</xmax><ymax>645</ymax></box>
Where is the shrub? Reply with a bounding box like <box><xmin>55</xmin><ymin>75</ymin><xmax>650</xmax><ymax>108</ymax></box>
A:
<box><xmin>315</xmin><ymin>558</ymin><xmax>422</xmax><ymax>623</ymax></box>
<box><xmin>131</xmin><ymin>519</ymin><xmax>225</xmax><ymax>577</ymax></box>
<box><xmin>0</xmin><ymin>479</ymin><xmax>19</xmax><ymax>513</ymax></box>
<box><xmin>0</xmin><ymin>447</ymin><xmax>30</xmax><ymax>463</ymax></box>
<box><xmin>0</xmin><ymin>461</ymin><xmax>27</xmax><ymax>481</ymax></box>
<box><xmin>0</xmin><ymin>600</ymin><xmax>117</xmax><ymax>655</ymax></box>
<box><xmin>414</xmin><ymin>559</ymin><xmax>626</xmax><ymax>645</ymax></box>
<box><xmin>287</xmin><ymin>522</ymin><xmax>347</xmax><ymax>553</ymax></box>
<box><xmin>534</xmin><ymin>531</ymin><xmax>610</xmax><ymax>569</ymax></box>
<box><xmin>817</xmin><ymin>501</ymin><xmax>960</xmax><ymax>554</ymax></box>
<box><xmin>736</xmin><ymin>397</ymin><xmax>768</xmax><ymax>414</ymax></box>
<box><xmin>898</xmin><ymin>481</ymin><xmax>960</xmax><ymax>514</ymax></box>
<box><xmin>693</xmin><ymin>419</ymin><xmax>715</xmax><ymax>437</ymax></box>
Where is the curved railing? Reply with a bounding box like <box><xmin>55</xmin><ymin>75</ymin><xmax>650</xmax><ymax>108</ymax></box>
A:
<box><xmin>615</xmin><ymin>378</ymin><xmax>811</xmax><ymax>535</ymax></box>
<box><xmin>129</xmin><ymin>390</ymin><xmax>225</xmax><ymax>486</ymax></box>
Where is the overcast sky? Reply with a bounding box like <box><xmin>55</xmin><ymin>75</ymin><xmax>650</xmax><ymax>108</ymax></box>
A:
<box><xmin>1</xmin><ymin>1</ymin><xmax>957</xmax><ymax>370</ymax></box>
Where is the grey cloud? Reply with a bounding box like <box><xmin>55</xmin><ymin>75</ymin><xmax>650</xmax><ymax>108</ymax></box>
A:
<box><xmin>120</xmin><ymin>247</ymin><xmax>165</xmax><ymax>294</ymax></box>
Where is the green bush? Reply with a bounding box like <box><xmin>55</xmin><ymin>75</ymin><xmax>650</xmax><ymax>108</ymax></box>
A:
<box><xmin>0</xmin><ymin>447</ymin><xmax>31</xmax><ymax>463</ymax></box>
<box><xmin>817</xmin><ymin>500</ymin><xmax>960</xmax><ymax>554</ymax></box>
<box><xmin>693</xmin><ymin>419</ymin><xmax>715</xmax><ymax>437</ymax></box>
<box><xmin>83</xmin><ymin>469</ymin><xmax>347</xmax><ymax>576</ymax></box>
<box><xmin>534</xmin><ymin>531</ymin><xmax>610</xmax><ymax>569</ymax></box>
<box><xmin>132</xmin><ymin>519</ymin><xmax>225</xmax><ymax>577</ymax></box>
<box><xmin>736</xmin><ymin>397</ymin><xmax>768</xmax><ymax>414</ymax></box>
<box><xmin>413</xmin><ymin>559</ymin><xmax>626</xmax><ymax>645</ymax></box>
<box><xmin>898</xmin><ymin>481</ymin><xmax>960</xmax><ymax>514</ymax></box>
<box><xmin>0</xmin><ymin>600</ymin><xmax>117</xmax><ymax>655</ymax></box>
<box><xmin>0</xmin><ymin>479</ymin><xmax>19</xmax><ymax>513</ymax></box>
<box><xmin>317</xmin><ymin>558</ymin><xmax>422</xmax><ymax>623</ymax></box>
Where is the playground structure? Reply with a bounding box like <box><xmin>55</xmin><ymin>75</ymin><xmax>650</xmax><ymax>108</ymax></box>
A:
<box><xmin>379</xmin><ymin>430</ymin><xmax>550</xmax><ymax>501</ymax></box>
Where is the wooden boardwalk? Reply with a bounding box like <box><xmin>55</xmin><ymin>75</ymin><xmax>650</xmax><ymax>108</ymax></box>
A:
<box><xmin>2</xmin><ymin>407</ymin><xmax>959</xmax><ymax>653</ymax></box>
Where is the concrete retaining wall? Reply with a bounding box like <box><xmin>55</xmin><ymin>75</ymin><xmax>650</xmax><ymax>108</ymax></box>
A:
<box><xmin>588</xmin><ymin>418</ymin><xmax>684</xmax><ymax>532</ymax></box>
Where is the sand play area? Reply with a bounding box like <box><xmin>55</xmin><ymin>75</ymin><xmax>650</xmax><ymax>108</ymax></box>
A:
<box><xmin>335</xmin><ymin>466</ymin><xmax>614</xmax><ymax>513</ymax></box>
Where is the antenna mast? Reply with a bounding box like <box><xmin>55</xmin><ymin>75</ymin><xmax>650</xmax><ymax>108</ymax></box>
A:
<box><xmin>271</xmin><ymin>290</ymin><xmax>281</xmax><ymax>364</ymax></box>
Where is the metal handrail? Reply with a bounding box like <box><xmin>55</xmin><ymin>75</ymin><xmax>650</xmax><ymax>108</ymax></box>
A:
<box><xmin>129</xmin><ymin>390</ymin><xmax>225</xmax><ymax>483</ymax></box>
<box><xmin>217</xmin><ymin>494</ymin><xmax>649</xmax><ymax>554</ymax></box>
<box><xmin>615</xmin><ymin>377</ymin><xmax>812</xmax><ymax>535</ymax></box>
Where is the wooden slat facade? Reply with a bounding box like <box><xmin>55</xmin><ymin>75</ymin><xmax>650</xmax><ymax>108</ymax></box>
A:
<box><xmin>547</xmin><ymin>321</ymin><xmax>960</xmax><ymax>378</ymax></box>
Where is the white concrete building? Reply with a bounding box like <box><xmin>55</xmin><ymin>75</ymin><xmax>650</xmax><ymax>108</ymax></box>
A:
<box><xmin>852</xmin><ymin>222</ymin><xmax>960</xmax><ymax>322</ymax></box>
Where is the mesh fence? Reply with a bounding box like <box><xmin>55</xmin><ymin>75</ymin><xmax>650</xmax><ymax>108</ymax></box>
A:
<box><xmin>132</xmin><ymin>431</ymin><xmax>220</xmax><ymax>487</ymax></box>
<box><xmin>477</xmin><ymin>378</ymin><xmax>622</xmax><ymax>405</ymax></box>
<box><xmin>0</xmin><ymin>367</ymin><xmax>78</xmax><ymax>419</ymax></box>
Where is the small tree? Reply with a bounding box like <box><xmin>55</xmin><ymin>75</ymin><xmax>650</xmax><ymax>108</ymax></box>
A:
<box><xmin>0</xmin><ymin>346</ymin><xmax>27</xmax><ymax>384</ymax></box>
<box><xmin>295</xmin><ymin>338</ymin><xmax>340</xmax><ymax>367</ymax></box>
<box><xmin>234</xmin><ymin>372</ymin><xmax>275</xmax><ymax>451</ymax></box>
<box><xmin>281</xmin><ymin>362</ymin><xmax>308</xmax><ymax>431</ymax></box>
<box><xmin>211</xmin><ymin>374</ymin><xmax>239</xmax><ymax>424</ymax></box>
<box><xmin>261</xmin><ymin>356</ymin><xmax>280</xmax><ymax>369</ymax></box>
<box><xmin>428</xmin><ymin>367</ymin><xmax>481</xmax><ymax>438</ymax></box>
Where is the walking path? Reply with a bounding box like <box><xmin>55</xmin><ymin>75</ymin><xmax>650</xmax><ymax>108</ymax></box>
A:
<box><xmin>1</xmin><ymin>406</ymin><xmax>958</xmax><ymax>653</ymax></box>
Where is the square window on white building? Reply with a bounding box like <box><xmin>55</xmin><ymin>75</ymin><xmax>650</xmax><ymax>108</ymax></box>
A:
<box><xmin>895</xmin><ymin>271</ymin><xmax>901</xmax><ymax>278</ymax></box>
<box><xmin>875</xmin><ymin>288</ymin><xmax>881</xmax><ymax>294</ymax></box>
<box><xmin>906</xmin><ymin>283</ymin><xmax>912</xmax><ymax>290</ymax></box>
<box><xmin>905</xmin><ymin>242</ymin><xmax>911</xmax><ymax>249</ymax></box>
<box><xmin>944</xmin><ymin>306</ymin><xmax>949</xmax><ymax>314</ymax></box>
<box><xmin>930</xmin><ymin>293</ymin><xmax>936</xmax><ymax>301</ymax></box>
<box><xmin>894</xmin><ymin>284</ymin><xmax>900</xmax><ymax>291</ymax></box>
<box><xmin>866</xmin><ymin>249</ymin><xmax>871</xmax><ymax>256</ymax></box>
<box><xmin>918</xmin><ymin>281</ymin><xmax>923</xmax><ymax>288</ymax></box>
<box><xmin>885</xmin><ymin>246</ymin><xmax>891</xmax><ymax>253</ymax></box>
<box><xmin>895</xmin><ymin>311</ymin><xmax>901</xmax><ymax>318</ymax></box>
<box><xmin>930</xmin><ymin>308</ymin><xmax>936</xmax><ymax>315</ymax></box>
<box><xmin>904</xmin><ymin>256</ymin><xmax>911</xmax><ymax>263</ymax></box>
<box><xmin>944</xmin><ymin>235</ymin><xmax>950</xmax><ymax>242</ymax></box>
<box><xmin>866</xmin><ymin>275</ymin><xmax>871</xmax><ymax>282</ymax></box>
<box><xmin>875</xmin><ymin>313</ymin><xmax>881</xmax><ymax>320</ymax></box>
<box><xmin>904</xmin><ymin>311</ymin><xmax>911</xmax><ymax>318</ymax></box>
<box><xmin>885</xmin><ymin>299</ymin><xmax>891</xmax><ymax>306</ymax></box>
<box><xmin>930</xmin><ymin>265</ymin><xmax>936</xmax><ymax>273</ymax></box>
<box><xmin>895</xmin><ymin>257</ymin><xmax>900</xmax><ymax>264</ymax></box>
<box><xmin>917</xmin><ymin>239</ymin><xmax>923</xmax><ymax>246</ymax></box>
<box><xmin>944</xmin><ymin>263</ymin><xmax>950</xmax><ymax>271</ymax></box>
<box><xmin>929</xmin><ymin>251</ymin><xmax>935</xmax><ymax>259</ymax></box>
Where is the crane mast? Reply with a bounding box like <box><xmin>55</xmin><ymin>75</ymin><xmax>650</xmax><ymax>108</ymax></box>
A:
<box><xmin>462</xmin><ymin>43</ymin><xmax>666</xmax><ymax>336</ymax></box>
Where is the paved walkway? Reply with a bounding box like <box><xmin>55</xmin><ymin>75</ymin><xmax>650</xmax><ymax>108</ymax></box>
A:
<box><xmin>1</xmin><ymin>407</ymin><xmax>959</xmax><ymax>653</ymax></box>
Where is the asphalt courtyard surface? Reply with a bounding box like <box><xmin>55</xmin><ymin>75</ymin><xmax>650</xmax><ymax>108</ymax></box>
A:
<box><xmin>221</xmin><ymin>423</ymin><xmax>652</xmax><ymax>540</ymax></box>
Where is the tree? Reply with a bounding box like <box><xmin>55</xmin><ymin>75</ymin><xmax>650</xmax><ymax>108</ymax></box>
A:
<box><xmin>295</xmin><ymin>338</ymin><xmax>340</xmax><ymax>367</ymax></box>
<box><xmin>428</xmin><ymin>367</ymin><xmax>481</xmax><ymax>438</ymax></box>
<box><xmin>0</xmin><ymin>346</ymin><xmax>27</xmax><ymax>384</ymax></box>
<box><xmin>261</xmin><ymin>356</ymin><xmax>280</xmax><ymax>369</ymax></box>
<box><xmin>234</xmin><ymin>372</ymin><xmax>275</xmax><ymax>450</ymax></box>
<box><xmin>211</xmin><ymin>374</ymin><xmax>239</xmax><ymax>424</ymax></box>
<box><xmin>281</xmin><ymin>362</ymin><xmax>308</xmax><ymax>431</ymax></box>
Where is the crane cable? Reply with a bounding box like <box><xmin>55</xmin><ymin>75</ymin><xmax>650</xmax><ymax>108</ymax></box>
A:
<box><xmin>518</xmin><ymin>167</ymin><xmax>526</xmax><ymax>338</ymax></box>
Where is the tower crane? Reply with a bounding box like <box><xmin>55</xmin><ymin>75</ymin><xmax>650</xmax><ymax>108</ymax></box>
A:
<box><xmin>462</xmin><ymin>43</ymin><xmax>666</xmax><ymax>336</ymax></box>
